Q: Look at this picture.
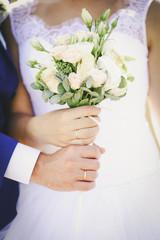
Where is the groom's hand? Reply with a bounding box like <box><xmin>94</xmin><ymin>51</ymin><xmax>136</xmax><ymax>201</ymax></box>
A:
<box><xmin>31</xmin><ymin>144</ymin><xmax>105</xmax><ymax>191</ymax></box>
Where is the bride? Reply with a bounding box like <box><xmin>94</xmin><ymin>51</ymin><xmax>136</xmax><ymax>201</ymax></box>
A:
<box><xmin>2</xmin><ymin>0</ymin><xmax>160</xmax><ymax>239</ymax></box>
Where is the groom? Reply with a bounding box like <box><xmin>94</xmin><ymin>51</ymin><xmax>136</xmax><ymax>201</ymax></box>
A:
<box><xmin>0</xmin><ymin>31</ymin><xmax>103</xmax><ymax>232</ymax></box>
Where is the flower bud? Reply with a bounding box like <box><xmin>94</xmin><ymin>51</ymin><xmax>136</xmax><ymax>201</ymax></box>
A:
<box><xmin>111</xmin><ymin>17</ymin><xmax>119</xmax><ymax>29</ymax></box>
<box><xmin>81</xmin><ymin>8</ymin><xmax>93</xmax><ymax>31</ymax></box>
<box><xmin>100</xmin><ymin>9</ymin><xmax>111</xmax><ymax>22</ymax></box>
<box><xmin>30</xmin><ymin>40</ymin><xmax>47</xmax><ymax>52</ymax></box>
<box><xmin>97</xmin><ymin>21</ymin><xmax>106</xmax><ymax>37</ymax></box>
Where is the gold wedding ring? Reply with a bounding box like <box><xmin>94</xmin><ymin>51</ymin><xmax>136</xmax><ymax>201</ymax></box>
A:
<box><xmin>83</xmin><ymin>170</ymin><xmax>87</xmax><ymax>181</ymax></box>
<box><xmin>75</xmin><ymin>130</ymin><xmax>78</xmax><ymax>139</ymax></box>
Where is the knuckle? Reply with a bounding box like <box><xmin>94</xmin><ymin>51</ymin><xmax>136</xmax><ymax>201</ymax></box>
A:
<box><xmin>65</xmin><ymin>144</ymin><xmax>76</xmax><ymax>153</ymax></box>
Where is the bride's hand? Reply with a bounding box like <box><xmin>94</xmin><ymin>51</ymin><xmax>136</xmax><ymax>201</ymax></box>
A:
<box><xmin>27</xmin><ymin>106</ymin><xmax>100</xmax><ymax>147</ymax></box>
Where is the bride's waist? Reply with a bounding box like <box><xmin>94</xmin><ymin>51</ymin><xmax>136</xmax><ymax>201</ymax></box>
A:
<box><xmin>95</xmin><ymin>121</ymin><xmax>160</xmax><ymax>186</ymax></box>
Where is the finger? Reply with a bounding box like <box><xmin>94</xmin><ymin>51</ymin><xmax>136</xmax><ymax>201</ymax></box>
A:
<box><xmin>73</xmin><ymin>145</ymin><xmax>101</xmax><ymax>159</ymax></box>
<box><xmin>73</xmin><ymin>116</ymin><xmax>100</xmax><ymax>130</ymax></box>
<box><xmin>93</xmin><ymin>143</ymin><xmax>106</xmax><ymax>154</ymax></box>
<box><xmin>72</xmin><ymin>106</ymin><xmax>101</xmax><ymax>119</ymax></box>
<box><xmin>69</xmin><ymin>136</ymin><xmax>96</xmax><ymax>146</ymax></box>
<box><xmin>75</xmin><ymin>126</ymin><xmax>99</xmax><ymax>139</ymax></box>
<box><xmin>79</xmin><ymin>159</ymin><xmax>100</xmax><ymax>171</ymax></box>
<box><xmin>73</xmin><ymin>181</ymin><xmax>96</xmax><ymax>191</ymax></box>
<box><xmin>78</xmin><ymin>170</ymin><xmax>98</xmax><ymax>182</ymax></box>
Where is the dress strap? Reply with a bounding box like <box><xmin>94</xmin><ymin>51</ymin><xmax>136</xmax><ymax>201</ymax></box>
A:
<box><xmin>127</xmin><ymin>0</ymin><xmax>153</xmax><ymax>20</ymax></box>
<box><xmin>116</xmin><ymin>0</ymin><xmax>153</xmax><ymax>47</ymax></box>
<box><xmin>10</xmin><ymin>0</ymin><xmax>38</xmax><ymax>45</ymax></box>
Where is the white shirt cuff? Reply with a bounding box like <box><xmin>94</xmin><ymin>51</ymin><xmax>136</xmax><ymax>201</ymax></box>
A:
<box><xmin>4</xmin><ymin>143</ymin><xmax>40</xmax><ymax>184</ymax></box>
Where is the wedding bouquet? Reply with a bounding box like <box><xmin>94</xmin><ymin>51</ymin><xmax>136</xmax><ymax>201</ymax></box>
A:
<box><xmin>0</xmin><ymin>0</ymin><xmax>9</xmax><ymax>24</ymax></box>
<box><xmin>29</xmin><ymin>8</ymin><xmax>134</xmax><ymax>107</ymax></box>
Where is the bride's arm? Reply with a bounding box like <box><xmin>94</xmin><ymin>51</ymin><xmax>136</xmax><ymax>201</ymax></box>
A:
<box><xmin>1</xmin><ymin>18</ymin><xmax>100</xmax><ymax>149</ymax></box>
<box><xmin>146</xmin><ymin>0</ymin><xmax>160</xmax><ymax>146</ymax></box>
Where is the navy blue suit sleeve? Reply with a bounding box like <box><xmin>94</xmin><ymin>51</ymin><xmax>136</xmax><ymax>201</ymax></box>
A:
<box><xmin>0</xmin><ymin>133</ymin><xmax>18</xmax><ymax>187</ymax></box>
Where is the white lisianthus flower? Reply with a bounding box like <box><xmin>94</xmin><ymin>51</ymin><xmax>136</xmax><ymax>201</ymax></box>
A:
<box><xmin>75</xmin><ymin>31</ymin><xmax>88</xmax><ymax>42</ymax></box>
<box><xmin>87</xmin><ymin>68</ymin><xmax>107</xmax><ymax>88</ymax></box>
<box><xmin>54</xmin><ymin>34</ymin><xmax>71</xmax><ymax>45</ymax></box>
<box><xmin>102</xmin><ymin>39</ymin><xmax>124</xmax><ymax>65</ymax></box>
<box><xmin>52</xmin><ymin>45</ymin><xmax>67</xmax><ymax>60</ymax></box>
<box><xmin>109</xmin><ymin>87</ymin><xmax>127</xmax><ymax>96</ymax></box>
<box><xmin>75</xmin><ymin>30</ymin><xmax>99</xmax><ymax>42</ymax></box>
<box><xmin>77</xmin><ymin>54</ymin><xmax>95</xmax><ymax>79</ymax></box>
<box><xmin>97</xmin><ymin>56</ymin><xmax>121</xmax><ymax>90</ymax></box>
<box><xmin>62</xmin><ymin>46</ymin><xmax>83</xmax><ymax>64</ymax></box>
<box><xmin>41</xmin><ymin>66</ymin><xmax>59</xmax><ymax>93</ymax></box>
<box><xmin>68</xmin><ymin>72</ymin><xmax>83</xmax><ymax>90</ymax></box>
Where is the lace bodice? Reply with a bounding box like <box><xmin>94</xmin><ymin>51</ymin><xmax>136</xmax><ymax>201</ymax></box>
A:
<box><xmin>10</xmin><ymin>0</ymin><xmax>152</xmax><ymax>48</ymax></box>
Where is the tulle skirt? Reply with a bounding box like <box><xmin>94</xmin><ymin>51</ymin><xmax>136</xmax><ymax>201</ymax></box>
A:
<box><xmin>4</xmin><ymin>168</ymin><xmax>160</xmax><ymax>240</ymax></box>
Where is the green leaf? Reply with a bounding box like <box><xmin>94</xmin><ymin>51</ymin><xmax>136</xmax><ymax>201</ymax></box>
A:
<box><xmin>61</xmin><ymin>92</ymin><xmax>74</xmax><ymax>101</ymax></box>
<box><xmin>49</xmin><ymin>95</ymin><xmax>61</xmax><ymax>104</ymax></box>
<box><xmin>67</xmin><ymin>98</ymin><xmax>76</xmax><ymax>108</ymax></box>
<box><xmin>58</xmin><ymin>83</ymin><xmax>66</xmax><ymax>95</ymax></box>
<box><xmin>30</xmin><ymin>83</ymin><xmax>43</xmax><ymax>90</ymax></box>
<box><xmin>81</xmin><ymin>87</ymin><xmax>99</xmax><ymax>97</ymax></box>
<box><xmin>122</xmin><ymin>63</ymin><xmax>127</xmax><ymax>74</ymax></box>
<box><xmin>39</xmin><ymin>81</ymin><xmax>48</xmax><ymax>89</ymax></box>
<box><xmin>79</xmin><ymin>98</ymin><xmax>89</xmax><ymax>106</ymax></box>
<box><xmin>90</xmin><ymin>96</ymin><xmax>104</xmax><ymax>105</ymax></box>
<box><xmin>62</xmin><ymin>78</ymin><xmax>71</xmax><ymax>92</ymax></box>
<box><xmin>28</xmin><ymin>60</ymin><xmax>39</xmax><ymax>68</ymax></box>
<box><xmin>74</xmin><ymin>89</ymin><xmax>83</xmax><ymax>101</ymax></box>
<box><xmin>86</xmin><ymin>76</ymin><xmax>93</xmax><ymax>88</ymax></box>
<box><xmin>118</xmin><ymin>76</ymin><xmax>127</xmax><ymax>88</ymax></box>
<box><xmin>42</xmin><ymin>90</ymin><xmax>54</xmax><ymax>102</ymax></box>
<box><xmin>127</xmin><ymin>75</ymin><xmax>135</xmax><ymax>82</ymax></box>
<box><xmin>105</xmin><ymin>93</ymin><xmax>121</xmax><ymax>101</ymax></box>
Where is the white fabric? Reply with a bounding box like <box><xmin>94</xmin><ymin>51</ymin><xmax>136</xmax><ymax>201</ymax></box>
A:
<box><xmin>4</xmin><ymin>143</ymin><xmax>40</xmax><ymax>184</ymax></box>
<box><xmin>5</xmin><ymin>0</ymin><xmax>160</xmax><ymax>239</ymax></box>
<box><xmin>0</xmin><ymin>32</ymin><xmax>6</xmax><ymax>49</ymax></box>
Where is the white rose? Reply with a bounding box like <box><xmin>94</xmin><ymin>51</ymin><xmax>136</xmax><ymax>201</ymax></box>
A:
<box><xmin>102</xmin><ymin>39</ymin><xmax>124</xmax><ymax>65</ymax></box>
<box><xmin>51</xmin><ymin>45</ymin><xmax>67</xmax><ymax>60</ymax></box>
<box><xmin>87</xmin><ymin>68</ymin><xmax>107</xmax><ymax>88</ymax></box>
<box><xmin>41</xmin><ymin>66</ymin><xmax>59</xmax><ymax>93</ymax></box>
<box><xmin>54</xmin><ymin>35</ymin><xmax>71</xmax><ymax>45</ymax></box>
<box><xmin>41</xmin><ymin>53</ymin><xmax>56</xmax><ymax>68</ymax></box>
<box><xmin>97</xmin><ymin>56</ymin><xmax>121</xmax><ymax>91</ymax></box>
<box><xmin>109</xmin><ymin>87</ymin><xmax>127</xmax><ymax>96</ymax></box>
<box><xmin>62</xmin><ymin>46</ymin><xmax>83</xmax><ymax>64</ymax></box>
<box><xmin>68</xmin><ymin>72</ymin><xmax>83</xmax><ymax>90</ymax></box>
<box><xmin>74</xmin><ymin>42</ymin><xmax>94</xmax><ymax>57</ymax></box>
<box><xmin>77</xmin><ymin>54</ymin><xmax>95</xmax><ymax>79</ymax></box>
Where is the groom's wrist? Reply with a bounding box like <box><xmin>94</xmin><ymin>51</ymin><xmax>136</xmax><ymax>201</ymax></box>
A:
<box><xmin>4</xmin><ymin>143</ymin><xmax>40</xmax><ymax>184</ymax></box>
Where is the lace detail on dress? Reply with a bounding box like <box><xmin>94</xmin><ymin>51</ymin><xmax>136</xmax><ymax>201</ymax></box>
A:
<box><xmin>10</xmin><ymin>0</ymin><xmax>153</xmax><ymax>47</ymax></box>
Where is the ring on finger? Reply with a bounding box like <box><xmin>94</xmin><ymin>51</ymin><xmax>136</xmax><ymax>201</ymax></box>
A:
<box><xmin>83</xmin><ymin>170</ymin><xmax>87</xmax><ymax>181</ymax></box>
<box><xmin>75</xmin><ymin>130</ymin><xmax>79</xmax><ymax>139</ymax></box>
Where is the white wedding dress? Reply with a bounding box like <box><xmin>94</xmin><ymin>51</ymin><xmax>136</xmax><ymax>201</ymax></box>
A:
<box><xmin>5</xmin><ymin>0</ymin><xmax>160</xmax><ymax>239</ymax></box>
